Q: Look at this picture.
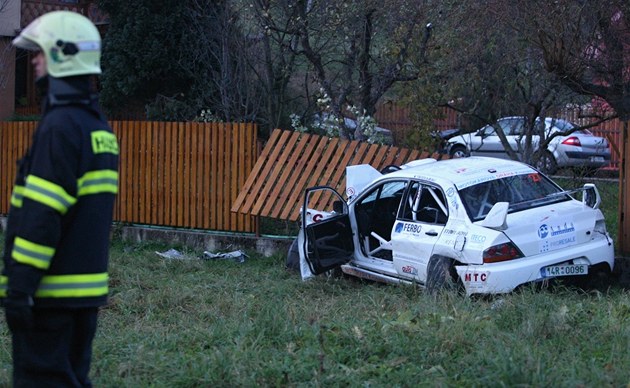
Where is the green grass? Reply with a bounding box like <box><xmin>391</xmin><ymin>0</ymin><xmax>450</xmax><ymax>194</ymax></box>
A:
<box><xmin>1</xmin><ymin>239</ymin><xmax>629</xmax><ymax>386</ymax></box>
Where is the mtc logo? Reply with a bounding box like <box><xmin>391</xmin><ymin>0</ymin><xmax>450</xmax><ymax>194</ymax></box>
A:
<box><xmin>464</xmin><ymin>273</ymin><xmax>488</xmax><ymax>282</ymax></box>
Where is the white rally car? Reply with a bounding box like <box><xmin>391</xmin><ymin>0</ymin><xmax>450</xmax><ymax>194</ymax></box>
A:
<box><xmin>297</xmin><ymin>156</ymin><xmax>614</xmax><ymax>295</ymax></box>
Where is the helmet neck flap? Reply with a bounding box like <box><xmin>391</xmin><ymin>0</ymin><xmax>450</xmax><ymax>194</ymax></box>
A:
<box><xmin>39</xmin><ymin>75</ymin><xmax>95</xmax><ymax>107</ymax></box>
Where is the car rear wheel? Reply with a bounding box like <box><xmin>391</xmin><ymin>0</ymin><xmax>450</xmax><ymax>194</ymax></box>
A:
<box><xmin>534</xmin><ymin>150</ymin><xmax>557</xmax><ymax>175</ymax></box>
<box><xmin>449</xmin><ymin>145</ymin><xmax>469</xmax><ymax>158</ymax></box>
<box><xmin>426</xmin><ymin>256</ymin><xmax>460</xmax><ymax>294</ymax></box>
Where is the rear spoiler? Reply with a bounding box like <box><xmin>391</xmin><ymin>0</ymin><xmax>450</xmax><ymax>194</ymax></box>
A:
<box><xmin>512</xmin><ymin>183</ymin><xmax>602</xmax><ymax>210</ymax></box>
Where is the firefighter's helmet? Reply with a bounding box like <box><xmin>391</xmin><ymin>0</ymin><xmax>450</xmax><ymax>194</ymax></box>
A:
<box><xmin>13</xmin><ymin>10</ymin><xmax>101</xmax><ymax>78</ymax></box>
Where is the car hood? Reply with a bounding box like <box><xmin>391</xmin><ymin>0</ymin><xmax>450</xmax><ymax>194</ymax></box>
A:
<box><xmin>500</xmin><ymin>200</ymin><xmax>603</xmax><ymax>257</ymax></box>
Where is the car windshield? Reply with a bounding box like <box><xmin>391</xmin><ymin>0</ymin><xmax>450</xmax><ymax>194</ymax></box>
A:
<box><xmin>458</xmin><ymin>172</ymin><xmax>570</xmax><ymax>221</ymax></box>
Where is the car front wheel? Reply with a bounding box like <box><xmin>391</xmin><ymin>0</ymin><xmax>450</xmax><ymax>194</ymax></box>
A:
<box><xmin>449</xmin><ymin>145</ymin><xmax>469</xmax><ymax>158</ymax></box>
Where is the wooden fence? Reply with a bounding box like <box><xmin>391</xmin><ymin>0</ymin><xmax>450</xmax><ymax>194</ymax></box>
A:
<box><xmin>0</xmin><ymin>121</ymin><xmax>258</xmax><ymax>233</ymax></box>
<box><xmin>231</xmin><ymin>129</ymin><xmax>449</xmax><ymax>222</ymax></box>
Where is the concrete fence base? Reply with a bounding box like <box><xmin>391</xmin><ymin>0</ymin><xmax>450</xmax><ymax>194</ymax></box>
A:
<box><xmin>0</xmin><ymin>217</ymin><xmax>294</xmax><ymax>258</ymax></box>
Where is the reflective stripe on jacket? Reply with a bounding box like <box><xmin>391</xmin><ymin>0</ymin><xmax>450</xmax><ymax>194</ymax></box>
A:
<box><xmin>0</xmin><ymin>273</ymin><xmax>108</xmax><ymax>298</ymax></box>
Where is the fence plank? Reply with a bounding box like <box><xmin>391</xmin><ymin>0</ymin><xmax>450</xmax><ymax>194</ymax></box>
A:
<box><xmin>231</xmin><ymin>124</ymin><xmax>240</xmax><ymax>229</ymax></box>
<box><xmin>250</xmin><ymin>131</ymin><xmax>301</xmax><ymax>216</ymax></box>
<box><xmin>193</xmin><ymin>123</ymin><xmax>201</xmax><ymax>227</ymax></box>
<box><xmin>277</xmin><ymin>135</ymin><xmax>329</xmax><ymax>220</ymax></box>
<box><xmin>260</xmin><ymin>134</ymin><xmax>311</xmax><ymax>217</ymax></box>
<box><xmin>231</xmin><ymin>129</ymin><xmax>284</xmax><ymax>213</ymax></box>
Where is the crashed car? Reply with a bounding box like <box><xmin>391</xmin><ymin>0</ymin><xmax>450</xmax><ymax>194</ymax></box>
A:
<box><xmin>297</xmin><ymin>156</ymin><xmax>614</xmax><ymax>295</ymax></box>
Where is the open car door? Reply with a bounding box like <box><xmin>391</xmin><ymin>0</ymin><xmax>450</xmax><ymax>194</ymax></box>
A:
<box><xmin>302</xmin><ymin>186</ymin><xmax>354</xmax><ymax>275</ymax></box>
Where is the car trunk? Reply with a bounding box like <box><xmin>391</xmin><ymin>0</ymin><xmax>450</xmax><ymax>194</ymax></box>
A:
<box><xmin>573</xmin><ymin>133</ymin><xmax>608</xmax><ymax>150</ymax></box>
<box><xmin>501</xmin><ymin>200</ymin><xmax>598</xmax><ymax>257</ymax></box>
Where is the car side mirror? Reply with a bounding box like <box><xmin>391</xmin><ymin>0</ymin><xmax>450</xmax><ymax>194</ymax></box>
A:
<box><xmin>582</xmin><ymin>183</ymin><xmax>601</xmax><ymax>209</ymax></box>
<box><xmin>333</xmin><ymin>200</ymin><xmax>345</xmax><ymax>214</ymax></box>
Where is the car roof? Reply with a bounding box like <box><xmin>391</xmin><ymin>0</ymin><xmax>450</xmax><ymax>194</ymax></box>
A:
<box><xmin>385</xmin><ymin>156</ymin><xmax>538</xmax><ymax>189</ymax></box>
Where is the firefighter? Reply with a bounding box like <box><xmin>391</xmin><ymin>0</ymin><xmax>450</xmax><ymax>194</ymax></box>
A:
<box><xmin>1</xmin><ymin>10</ymin><xmax>118</xmax><ymax>386</ymax></box>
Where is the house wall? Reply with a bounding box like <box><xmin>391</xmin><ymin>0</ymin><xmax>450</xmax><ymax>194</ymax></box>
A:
<box><xmin>0</xmin><ymin>0</ymin><xmax>20</xmax><ymax>120</ymax></box>
<box><xmin>0</xmin><ymin>0</ymin><xmax>20</xmax><ymax>36</ymax></box>
<box><xmin>0</xmin><ymin>38</ymin><xmax>16</xmax><ymax>120</ymax></box>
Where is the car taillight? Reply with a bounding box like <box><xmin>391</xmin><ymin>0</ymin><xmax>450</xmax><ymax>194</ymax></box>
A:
<box><xmin>483</xmin><ymin>242</ymin><xmax>523</xmax><ymax>263</ymax></box>
<box><xmin>561</xmin><ymin>137</ymin><xmax>581</xmax><ymax>147</ymax></box>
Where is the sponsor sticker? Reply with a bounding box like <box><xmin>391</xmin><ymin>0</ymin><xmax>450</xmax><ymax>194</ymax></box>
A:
<box><xmin>402</xmin><ymin>265</ymin><xmax>418</xmax><ymax>276</ymax></box>
<box><xmin>550</xmin><ymin>222</ymin><xmax>575</xmax><ymax>236</ymax></box>
<box><xmin>443</xmin><ymin>229</ymin><xmax>467</xmax><ymax>236</ymax></box>
<box><xmin>470</xmin><ymin>234</ymin><xmax>487</xmax><ymax>244</ymax></box>
<box><xmin>457</xmin><ymin>168</ymin><xmax>534</xmax><ymax>189</ymax></box>
<box><xmin>412</xmin><ymin>175</ymin><xmax>436</xmax><ymax>182</ymax></box>
<box><xmin>395</xmin><ymin>222</ymin><xmax>423</xmax><ymax>235</ymax></box>
<box><xmin>538</xmin><ymin>224</ymin><xmax>549</xmax><ymax>239</ymax></box>
<box><xmin>538</xmin><ymin>219</ymin><xmax>577</xmax><ymax>252</ymax></box>
<box><xmin>463</xmin><ymin>272</ymin><xmax>489</xmax><ymax>283</ymax></box>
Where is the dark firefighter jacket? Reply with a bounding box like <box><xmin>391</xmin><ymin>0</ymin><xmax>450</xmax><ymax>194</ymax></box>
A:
<box><xmin>1</xmin><ymin>86</ymin><xmax>119</xmax><ymax>308</ymax></box>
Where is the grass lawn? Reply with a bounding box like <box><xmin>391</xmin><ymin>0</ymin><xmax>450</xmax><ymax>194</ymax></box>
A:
<box><xmin>1</xmin><ymin>239</ymin><xmax>628</xmax><ymax>387</ymax></box>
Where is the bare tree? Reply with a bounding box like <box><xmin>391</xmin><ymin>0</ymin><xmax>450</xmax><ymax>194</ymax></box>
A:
<box><xmin>265</xmin><ymin>0</ymin><xmax>433</xmax><ymax>140</ymax></box>
<box><xmin>404</xmin><ymin>0</ymin><xmax>615</xmax><ymax>168</ymax></box>
<box><xmin>241</xmin><ymin>0</ymin><xmax>302</xmax><ymax>137</ymax></box>
<box><xmin>183</xmin><ymin>1</ymin><xmax>265</xmax><ymax>123</ymax></box>
<box><xmin>516</xmin><ymin>1</ymin><xmax>630</xmax><ymax>120</ymax></box>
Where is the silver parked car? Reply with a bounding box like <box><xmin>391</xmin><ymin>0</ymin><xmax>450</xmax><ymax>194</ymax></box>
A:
<box><xmin>446</xmin><ymin>117</ymin><xmax>611</xmax><ymax>174</ymax></box>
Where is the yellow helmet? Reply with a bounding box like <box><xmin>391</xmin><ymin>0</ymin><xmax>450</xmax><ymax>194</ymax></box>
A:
<box><xmin>13</xmin><ymin>10</ymin><xmax>101</xmax><ymax>77</ymax></box>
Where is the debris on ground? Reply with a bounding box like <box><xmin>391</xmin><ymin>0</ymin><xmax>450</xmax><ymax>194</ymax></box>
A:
<box><xmin>203</xmin><ymin>250</ymin><xmax>248</xmax><ymax>263</ymax></box>
<box><xmin>155</xmin><ymin>248</ymin><xmax>186</xmax><ymax>260</ymax></box>
<box><xmin>155</xmin><ymin>248</ymin><xmax>248</xmax><ymax>263</ymax></box>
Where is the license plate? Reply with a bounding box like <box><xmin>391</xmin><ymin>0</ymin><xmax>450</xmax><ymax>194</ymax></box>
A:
<box><xmin>542</xmin><ymin>264</ymin><xmax>588</xmax><ymax>278</ymax></box>
<box><xmin>590</xmin><ymin>156</ymin><xmax>604</xmax><ymax>163</ymax></box>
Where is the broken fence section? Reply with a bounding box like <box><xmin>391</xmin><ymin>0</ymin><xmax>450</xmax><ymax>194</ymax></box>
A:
<box><xmin>231</xmin><ymin>129</ymin><xmax>447</xmax><ymax>222</ymax></box>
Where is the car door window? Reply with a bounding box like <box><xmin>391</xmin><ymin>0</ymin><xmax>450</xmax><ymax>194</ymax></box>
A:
<box><xmin>499</xmin><ymin>118</ymin><xmax>523</xmax><ymax>136</ymax></box>
<box><xmin>355</xmin><ymin>180</ymin><xmax>408</xmax><ymax>259</ymax></box>
<box><xmin>399</xmin><ymin>182</ymin><xmax>448</xmax><ymax>225</ymax></box>
<box><xmin>481</xmin><ymin>124</ymin><xmax>495</xmax><ymax>136</ymax></box>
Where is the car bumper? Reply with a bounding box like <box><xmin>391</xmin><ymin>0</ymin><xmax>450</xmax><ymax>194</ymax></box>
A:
<box><xmin>455</xmin><ymin>237</ymin><xmax>614</xmax><ymax>295</ymax></box>
<box><xmin>556</xmin><ymin>150</ymin><xmax>611</xmax><ymax>168</ymax></box>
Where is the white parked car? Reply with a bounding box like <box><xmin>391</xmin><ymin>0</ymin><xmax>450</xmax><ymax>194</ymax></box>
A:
<box><xmin>446</xmin><ymin>117</ymin><xmax>611</xmax><ymax>174</ymax></box>
<box><xmin>297</xmin><ymin>157</ymin><xmax>614</xmax><ymax>295</ymax></box>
